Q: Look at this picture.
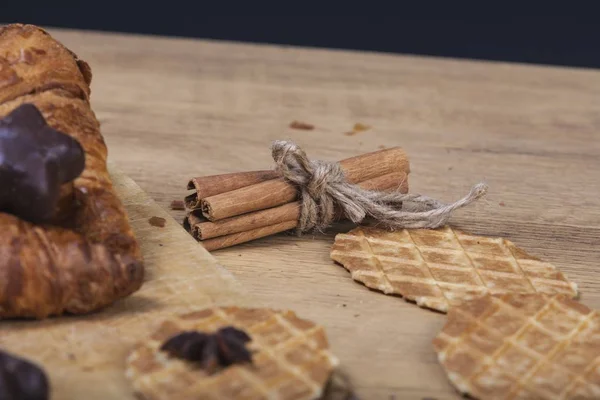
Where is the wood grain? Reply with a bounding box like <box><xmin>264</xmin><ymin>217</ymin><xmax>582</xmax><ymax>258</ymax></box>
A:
<box><xmin>32</xmin><ymin>26</ymin><xmax>600</xmax><ymax>399</ymax></box>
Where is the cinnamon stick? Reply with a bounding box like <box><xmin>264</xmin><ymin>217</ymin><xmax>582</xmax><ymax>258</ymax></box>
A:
<box><xmin>188</xmin><ymin>171</ymin><xmax>408</xmax><ymax>240</ymax></box>
<box><xmin>201</xmin><ymin>147</ymin><xmax>410</xmax><ymax>221</ymax></box>
<box><xmin>201</xmin><ymin>220</ymin><xmax>298</xmax><ymax>252</ymax></box>
<box><xmin>187</xmin><ymin>203</ymin><xmax>297</xmax><ymax>240</ymax></box>
<box><xmin>185</xmin><ymin>170</ymin><xmax>279</xmax><ymax>209</ymax></box>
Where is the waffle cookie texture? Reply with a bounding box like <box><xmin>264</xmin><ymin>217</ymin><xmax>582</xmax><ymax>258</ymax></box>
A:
<box><xmin>125</xmin><ymin>307</ymin><xmax>339</xmax><ymax>400</ymax></box>
<box><xmin>330</xmin><ymin>226</ymin><xmax>578</xmax><ymax>313</ymax></box>
<box><xmin>433</xmin><ymin>293</ymin><xmax>600</xmax><ymax>399</ymax></box>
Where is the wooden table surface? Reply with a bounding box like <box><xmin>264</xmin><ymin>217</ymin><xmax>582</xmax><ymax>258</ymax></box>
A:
<box><xmin>49</xmin><ymin>26</ymin><xmax>600</xmax><ymax>399</ymax></box>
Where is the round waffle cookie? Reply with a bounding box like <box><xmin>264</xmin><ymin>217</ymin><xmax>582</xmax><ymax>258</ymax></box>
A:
<box><xmin>433</xmin><ymin>293</ymin><xmax>600</xmax><ymax>399</ymax></box>
<box><xmin>125</xmin><ymin>306</ymin><xmax>339</xmax><ymax>400</ymax></box>
<box><xmin>330</xmin><ymin>226</ymin><xmax>578</xmax><ymax>313</ymax></box>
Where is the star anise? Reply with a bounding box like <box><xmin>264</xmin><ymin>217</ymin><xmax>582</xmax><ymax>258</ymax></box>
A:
<box><xmin>160</xmin><ymin>326</ymin><xmax>252</xmax><ymax>373</ymax></box>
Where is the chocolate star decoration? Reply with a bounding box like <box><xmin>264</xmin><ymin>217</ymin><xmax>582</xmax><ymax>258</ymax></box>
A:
<box><xmin>160</xmin><ymin>327</ymin><xmax>253</xmax><ymax>373</ymax></box>
<box><xmin>0</xmin><ymin>349</ymin><xmax>50</xmax><ymax>400</ymax></box>
<box><xmin>0</xmin><ymin>103</ymin><xmax>85</xmax><ymax>224</ymax></box>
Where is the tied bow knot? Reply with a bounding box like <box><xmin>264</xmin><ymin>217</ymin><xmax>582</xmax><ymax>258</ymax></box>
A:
<box><xmin>271</xmin><ymin>140</ymin><xmax>488</xmax><ymax>235</ymax></box>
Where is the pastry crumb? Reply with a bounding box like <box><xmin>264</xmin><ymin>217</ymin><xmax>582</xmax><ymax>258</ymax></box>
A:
<box><xmin>353</xmin><ymin>123</ymin><xmax>370</xmax><ymax>132</ymax></box>
<box><xmin>289</xmin><ymin>121</ymin><xmax>314</xmax><ymax>130</ymax></box>
<box><xmin>170</xmin><ymin>200</ymin><xmax>185</xmax><ymax>210</ymax></box>
<box><xmin>149</xmin><ymin>216</ymin><xmax>167</xmax><ymax>227</ymax></box>
<box><xmin>345</xmin><ymin>122</ymin><xmax>371</xmax><ymax>136</ymax></box>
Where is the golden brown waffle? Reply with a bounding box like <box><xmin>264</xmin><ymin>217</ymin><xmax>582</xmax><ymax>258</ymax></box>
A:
<box><xmin>330</xmin><ymin>226</ymin><xmax>578</xmax><ymax>313</ymax></box>
<box><xmin>433</xmin><ymin>293</ymin><xmax>600</xmax><ymax>399</ymax></box>
<box><xmin>125</xmin><ymin>306</ymin><xmax>339</xmax><ymax>400</ymax></box>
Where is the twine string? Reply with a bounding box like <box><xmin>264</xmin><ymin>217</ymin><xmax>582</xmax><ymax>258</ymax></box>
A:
<box><xmin>272</xmin><ymin>140</ymin><xmax>488</xmax><ymax>234</ymax></box>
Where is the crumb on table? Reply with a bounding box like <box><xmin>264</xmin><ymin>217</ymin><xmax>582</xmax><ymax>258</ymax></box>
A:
<box><xmin>170</xmin><ymin>200</ymin><xmax>185</xmax><ymax>210</ymax></box>
<box><xmin>289</xmin><ymin>121</ymin><xmax>315</xmax><ymax>130</ymax></box>
<box><xmin>149</xmin><ymin>216</ymin><xmax>167</xmax><ymax>227</ymax></box>
<box><xmin>353</xmin><ymin>123</ymin><xmax>370</xmax><ymax>132</ymax></box>
<box><xmin>345</xmin><ymin>122</ymin><xmax>371</xmax><ymax>136</ymax></box>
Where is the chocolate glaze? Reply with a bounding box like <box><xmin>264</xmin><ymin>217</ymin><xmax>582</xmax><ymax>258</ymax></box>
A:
<box><xmin>0</xmin><ymin>349</ymin><xmax>49</xmax><ymax>400</ymax></box>
<box><xmin>0</xmin><ymin>103</ymin><xmax>85</xmax><ymax>224</ymax></box>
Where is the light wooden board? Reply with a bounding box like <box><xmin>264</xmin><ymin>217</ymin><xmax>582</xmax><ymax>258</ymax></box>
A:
<box><xmin>17</xmin><ymin>25</ymin><xmax>600</xmax><ymax>399</ymax></box>
<box><xmin>0</xmin><ymin>166</ymin><xmax>251</xmax><ymax>400</ymax></box>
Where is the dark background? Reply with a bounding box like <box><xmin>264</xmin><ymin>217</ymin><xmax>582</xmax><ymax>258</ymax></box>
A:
<box><xmin>2</xmin><ymin>9</ymin><xmax>599</xmax><ymax>70</ymax></box>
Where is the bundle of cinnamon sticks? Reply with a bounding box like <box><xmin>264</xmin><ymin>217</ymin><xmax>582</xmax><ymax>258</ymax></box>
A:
<box><xmin>183</xmin><ymin>147</ymin><xmax>411</xmax><ymax>251</ymax></box>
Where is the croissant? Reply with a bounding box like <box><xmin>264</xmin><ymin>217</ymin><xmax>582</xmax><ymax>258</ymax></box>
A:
<box><xmin>0</xmin><ymin>24</ymin><xmax>144</xmax><ymax>318</ymax></box>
